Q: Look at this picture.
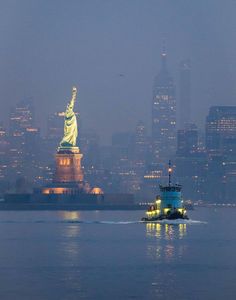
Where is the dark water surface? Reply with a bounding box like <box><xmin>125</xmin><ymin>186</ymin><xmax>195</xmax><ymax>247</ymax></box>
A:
<box><xmin>0</xmin><ymin>208</ymin><xmax>235</xmax><ymax>300</ymax></box>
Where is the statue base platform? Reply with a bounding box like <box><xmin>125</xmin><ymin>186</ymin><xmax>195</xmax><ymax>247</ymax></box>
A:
<box><xmin>54</xmin><ymin>147</ymin><xmax>83</xmax><ymax>183</ymax></box>
<box><xmin>57</xmin><ymin>146</ymin><xmax>80</xmax><ymax>154</ymax></box>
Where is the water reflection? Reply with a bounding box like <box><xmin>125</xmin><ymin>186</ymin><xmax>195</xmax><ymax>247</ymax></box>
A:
<box><xmin>58</xmin><ymin>211</ymin><xmax>81</xmax><ymax>238</ymax></box>
<box><xmin>165</xmin><ymin>224</ymin><xmax>174</xmax><ymax>240</ymax></box>
<box><xmin>146</xmin><ymin>223</ymin><xmax>162</xmax><ymax>238</ymax></box>
<box><xmin>179</xmin><ymin>223</ymin><xmax>187</xmax><ymax>238</ymax></box>
<box><xmin>58</xmin><ymin>213</ymin><xmax>82</xmax><ymax>293</ymax></box>
<box><xmin>57</xmin><ymin>211</ymin><xmax>81</xmax><ymax>262</ymax></box>
<box><xmin>146</xmin><ymin>223</ymin><xmax>187</xmax><ymax>239</ymax></box>
<box><xmin>59</xmin><ymin>211</ymin><xmax>81</xmax><ymax>221</ymax></box>
<box><xmin>146</xmin><ymin>223</ymin><xmax>187</xmax><ymax>262</ymax></box>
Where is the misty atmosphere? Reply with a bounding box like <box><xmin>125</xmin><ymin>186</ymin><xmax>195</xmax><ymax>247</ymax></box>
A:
<box><xmin>0</xmin><ymin>1</ymin><xmax>235</xmax><ymax>300</ymax></box>
<box><xmin>0</xmin><ymin>0</ymin><xmax>235</xmax><ymax>202</ymax></box>
<box><xmin>0</xmin><ymin>1</ymin><xmax>235</xmax><ymax>137</ymax></box>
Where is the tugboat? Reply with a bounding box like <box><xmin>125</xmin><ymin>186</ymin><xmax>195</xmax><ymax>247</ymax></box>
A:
<box><xmin>142</xmin><ymin>161</ymin><xmax>188</xmax><ymax>221</ymax></box>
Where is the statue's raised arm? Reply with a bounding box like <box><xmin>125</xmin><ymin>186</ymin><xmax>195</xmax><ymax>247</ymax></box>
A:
<box><xmin>70</xmin><ymin>86</ymin><xmax>77</xmax><ymax>108</ymax></box>
<box><xmin>59</xmin><ymin>86</ymin><xmax>78</xmax><ymax>148</ymax></box>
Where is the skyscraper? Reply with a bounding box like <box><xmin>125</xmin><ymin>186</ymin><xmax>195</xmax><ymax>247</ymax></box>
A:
<box><xmin>24</xmin><ymin>127</ymin><xmax>41</xmax><ymax>184</ymax></box>
<box><xmin>80</xmin><ymin>130</ymin><xmax>101</xmax><ymax>189</ymax></box>
<box><xmin>8</xmin><ymin>98</ymin><xmax>35</xmax><ymax>180</ymax></box>
<box><xmin>8</xmin><ymin>98</ymin><xmax>41</xmax><ymax>184</ymax></box>
<box><xmin>42</xmin><ymin>112</ymin><xmax>65</xmax><ymax>165</ymax></box>
<box><xmin>206</xmin><ymin>106</ymin><xmax>236</xmax><ymax>153</ymax></box>
<box><xmin>0</xmin><ymin>124</ymin><xmax>8</xmax><ymax>181</ymax></box>
<box><xmin>176</xmin><ymin>123</ymin><xmax>198</xmax><ymax>156</ymax></box>
<box><xmin>175</xmin><ymin>123</ymin><xmax>207</xmax><ymax>201</ymax></box>
<box><xmin>134</xmin><ymin>121</ymin><xmax>147</xmax><ymax>177</ymax></box>
<box><xmin>205</xmin><ymin>106</ymin><xmax>236</xmax><ymax>202</ymax></box>
<box><xmin>9</xmin><ymin>98</ymin><xmax>34</xmax><ymax>137</ymax></box>
<box><xmin>129</xmin><ymin>121</ymin><xmax>148</xmax><ymax>196</ymax></box>
<box><xmin>47</xmin><ymin>112</ymin><xmax>65</xmax><ymax>140</ymax></box>
<box><xmin>111</xmin><ymin>132</ymin><xmax>135</xmax><ymax>193</ymax></box>
<box><xmin>152</xmin><ymin>47</ymin><xmax>176</xmax><ymax>163</ymax></box>
<box><xmin>179</xmin><ymin>59</ymin><xmax>191</xmax><ymax>128</ymax></box>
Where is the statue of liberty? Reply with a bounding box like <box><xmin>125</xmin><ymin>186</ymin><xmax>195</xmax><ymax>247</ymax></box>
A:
<box><xmin>60</xmin><ymin>86</ymin><xmax>78</xmax><ymax>148</ymax></box>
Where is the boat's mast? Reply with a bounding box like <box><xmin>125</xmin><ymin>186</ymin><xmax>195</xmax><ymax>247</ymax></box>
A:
<box><xmin>168</xmin><ymin>160</ymin><xmax>172</xmax><ymax>186</ymax></box>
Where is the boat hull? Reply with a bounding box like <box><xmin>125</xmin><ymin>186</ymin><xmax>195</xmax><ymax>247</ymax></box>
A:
<box><xmin>141</xmin><ymin>212</ymin><xmax>189</xmax><ymax>222</ymax></box>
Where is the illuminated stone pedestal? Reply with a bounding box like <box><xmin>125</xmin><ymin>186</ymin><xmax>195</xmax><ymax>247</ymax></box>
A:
<box><xmin>54</xmin><ymin>147</ymin><xmax>83</xmax><ymax>183</ymax></box>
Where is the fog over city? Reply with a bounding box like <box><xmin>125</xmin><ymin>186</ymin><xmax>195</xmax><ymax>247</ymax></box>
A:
<box><xmin>0</xmin><ymin>0</ymin><xmax>236</xmax><ymax>142</ymax></box>
<box><xmin>1</xmin><ymin>3</ymin><xmax>236</xmax><ymax>300</ymax></box>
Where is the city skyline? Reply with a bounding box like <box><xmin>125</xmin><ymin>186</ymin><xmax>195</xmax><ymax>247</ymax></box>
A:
<box><xmin>1</xmin><ymin>88</ymin><xmax>235</xmax><ymax>202</ymax></box>
<box><xmin>0</xmin><ymin>1</ymin><xmax>235</xmax><ymax>203</ymax></box>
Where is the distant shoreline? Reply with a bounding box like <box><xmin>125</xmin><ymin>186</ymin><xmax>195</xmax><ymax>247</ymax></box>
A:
<box><xmin>0</xmin><ymin>203</ymin><xmax>147</xmax><ymax>211</ymax></box>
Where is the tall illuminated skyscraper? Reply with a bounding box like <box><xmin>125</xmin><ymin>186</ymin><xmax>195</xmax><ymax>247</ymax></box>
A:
<box><xmin>206</xmin><ymin>106</ymin><xmax>236</xmax><ymax>153</ymax></box>
<box><xmin>8</xmin><ymin>98</ymin><xmax>34</xmax><ymax>179</ymax></box>
<box><xmin>47</xmin><ymin>112</ymin><xmax>64</xmax><ymax>141</ymax></box>
<box><xmin>134</xmin><ymin>121</ymin><xmax>147</xmax><ymax>175</ymax></box>
<box><xmin>179</xmin><ymin>59</ymin><xmax>191</xmax><ymax>128</ymax></box>
<box><xmin>9</xmin><ymin>98</ymin><xmax>34</xmax><ymax>135</ymax></box>
<box><xmin>8</xmin><ymin>98</ymin><xmax>41</xmax><ymax>183</ymax></box>
<box><xmin>152</xmin><ymin>47</ymin><xmax>176</xmax><ymax>163</ymax></box>
<box><xmin>205</xmin><ymin>106</ymin><xmax>236</xmax><ymax>202</ymax></box>
<box><xmin>43</xmin><ymin>112</ymin><xmax>65</xmax><ymax>165</ymax></box>
<box><xmin>0</xmin><ymin>124</ymin><xmax>8</xmax><ymax>180</ymax></box>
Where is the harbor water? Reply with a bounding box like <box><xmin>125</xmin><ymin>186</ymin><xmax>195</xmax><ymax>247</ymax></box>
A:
<box><xmin>0</xmin><ymin>208</ymin><xmax>235</xmax><ymax>300</ymax></box>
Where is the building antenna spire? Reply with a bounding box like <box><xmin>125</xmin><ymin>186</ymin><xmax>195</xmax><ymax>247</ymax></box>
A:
<box><xmin>161</xmin><ymin>37</ymin><xmax>167</xmax><ymax>69</ymax></box>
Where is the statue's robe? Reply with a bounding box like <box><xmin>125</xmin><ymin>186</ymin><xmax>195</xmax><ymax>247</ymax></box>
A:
<box><xmin>60</xmin><ymin>101</ymin><xmax>78</xmax><ymax>147</ymax></box>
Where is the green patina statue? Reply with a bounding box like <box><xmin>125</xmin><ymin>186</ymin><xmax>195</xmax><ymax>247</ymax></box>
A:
<box><xmin>60</xmin><ymin>86</ymin><xmax>78</xmax><ymax>148</ymax></box>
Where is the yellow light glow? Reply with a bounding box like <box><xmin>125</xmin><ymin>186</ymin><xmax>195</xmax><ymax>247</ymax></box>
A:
<box><xmin>26</xmin><ymin>127</ymin><xmax>38</xmax><ymax>132</ymax></box>
<box><xmin>179</xmin><ymin>224</ymin><xmax>187</xmax><ymax>238</ymax></box>
<box><xmin>42</xmin><ymin>188</ymin><xmax>50</xmax><ymax>194</ymax></box>
<box><xmin>163</xmin><ymin>208</ymin><xmax>170</xmax><ymax>215</ymax></box>
<box><xmin>156</xmin><ymin>223</ymin><xmax>161</xmax><ymax>238</ymax></box>
<box><xmin>91</xmin><ymin>187</ymin><xmax>104</xmax><ymax>194</ymax></box>
<box><xmin>165</xmin><ymin>224</ymin><xmax>169</xmax><ymax>233</ymax></box>
<box><xmin>146</xmin><ymin>223</ymin><xmax>162</xmax><ymax>238</ymax></box>
<box><xmin>62</xmin><ymin>211</ymin><xmax>80</xmax><ymax>220</ymax></box>
<box><xmin>42</xmin><ymin>187</ymin><xmax>68</xmax><ymax>194</ymax></box>
<box><xmin>146</xmin><ymin>209</ymin><xmax>160</xmax><ymax>216</ymax></box>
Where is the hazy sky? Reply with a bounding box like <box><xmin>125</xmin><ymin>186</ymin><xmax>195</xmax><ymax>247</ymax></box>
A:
<box><xmin>0</xmin><ymin>0</ymin><xmax>236</xmax><ymax>143</ymax></box>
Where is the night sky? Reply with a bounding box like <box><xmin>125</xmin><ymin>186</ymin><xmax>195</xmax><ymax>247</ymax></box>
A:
<box><xmin>0</xmin><ymin>0</ymin><xmax>236</xmax><ymax>143</ymax></box>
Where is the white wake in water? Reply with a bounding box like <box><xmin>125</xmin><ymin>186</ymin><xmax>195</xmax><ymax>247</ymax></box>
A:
<box><xmin>60</xmin><ymin>219</ymin><xmax>207</xmax><ymax>225</ymax></box>
<box><xmin>61</xmin><ymin>220</ymin><xmax>141</xmax><ymax>225</ymax></box>
<box><xmin>140</xmin><ymin>219</ymin><xmax>207</xmax><ymax>225</ymax></box>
